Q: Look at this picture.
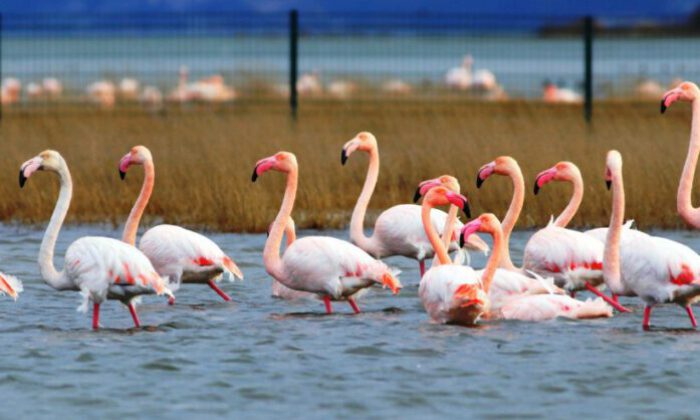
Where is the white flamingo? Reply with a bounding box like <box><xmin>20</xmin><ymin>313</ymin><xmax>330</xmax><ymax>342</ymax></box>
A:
<box><xmin>19</xmin><ymin>150</ymin><xmax>171</xmax><ymax>329</ymax></box>
<box><xmin>119</xmin><ymin>146</ymin><xmax>243</xmax><ymax>304</ymax></box>
<box><xmin>253</xmin><ymin>151</ymin><xmax>401</xmax><ymax>314</ymax></box>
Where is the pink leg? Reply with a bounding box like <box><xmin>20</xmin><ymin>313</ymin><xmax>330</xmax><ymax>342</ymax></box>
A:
<box><xmin>585</xmin><ymin>282</ymin><xmax>631</xmax><ymax>313</ymax></box>
<box><xmin>128</xmin><ymin>302</ymin><xmax>141</xmax><ymax>328</ymax></box>
<box><xmin>168</xmin><ymin>296</ymin><xmax>176</xmax><ymax>306</ymax></box>
<box><xmin>612</xmin><ymin>294</ymin><xmax>619</xmax><ymax>303</ymax></box>
<box><xmin>208</xmin><ymin>280</ymin><xmax>232</xmax><ymax>302</ymax></box>
<box><xmin>348</xmin><ymin>298</ymin><xmax>361</xmax><ymax>314</ymax></box>
<box><xmin>642</xmin><ymin>305</ymin><xmax>652</xmax><ymax>330</ymax></box>
<box><xmin>570</xmin><ymin>291</ymin><xmax>576</xmax><ymax>298</ymax></box>
<box><xmin>323</xmin><ymin>296</ymin><xmax>333</xmax><ymax>314</ymax></box>
<box><xmin>92</xmin><ymin>302</ymin><xmax>100</xmax><ymax>330</ymax></box>
<box><xmin>419</xmin><ymin>260</ymin><xmax>426</xmax><ymax>277</ymax></box>
<box><xmin>686</xmin><ymin>306</ymin><xmax>697</xmax><ymax>328</ymax></box>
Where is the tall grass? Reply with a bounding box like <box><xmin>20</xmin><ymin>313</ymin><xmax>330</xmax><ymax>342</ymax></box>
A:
<box><xmin>0</xmin><ymin>100</ymin><xmax>695</xmax><ymax>232</ymax></box>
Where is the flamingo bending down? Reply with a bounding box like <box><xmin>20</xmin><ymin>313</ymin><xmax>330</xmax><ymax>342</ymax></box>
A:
<box><xmin>418</xmin><ymin>187</ymin><xmax>489</xmax><ymax>325</ymax></box>
<box><xmin>603</xmin><ymin>150</ymin><xmax>700</xmax><ymax>329</ymax></box>
<box><xmin>342</xmin><ymin>132</ymin><xmax>488</xmax><ymax>277</ymax></box>
<box><xmin>0</xmin><ymin>273</ymin><xmax>22</xmax><ymax>300</ymax></box>
<box><xmin>20</xmin><ymin>150</ymin><xmax>171</xmax><ymax>329</ymax></box>
<box><xmin>253</xmin><ymin>151</ymin><xmax>401</xmax><ymax>314</ymax></box>
<box><xmin>119</xmin><ymin>146</ymin><xmax>243</xmax><ymax>304</ymax></box>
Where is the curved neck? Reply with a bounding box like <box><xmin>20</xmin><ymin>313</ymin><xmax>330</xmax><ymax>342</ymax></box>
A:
<box><xmin>481</xmin><ymin>227</ymin><xmax>503</xmax><ymax>294</ymax></box>
<box><xmin>40</xmin><ymin>166</ymin><xmax>74</xmax><ymax>290</ymax></box>
<box><xmin>554</xmin><ymin>175</ymin><xmax>583</xmax><ymax>228</ymax></box>
<box><xmin>499</xmin><ymin>167</ymin><xmax>524</xmax><ymax>270</ymax></box>
<box><xmin>349</xmin><ymin>147</ymin><xmax>381</xmax><ymax>255</ymax></box>
<box><xmin>285</xmin><ymin>218</ymin><xmax>296</xmax><ymax>246</ymax></box>
<box><xmin>678</xmin><ymin>100</ymin><xmax>700</xmax><ymax>228</ymax></box>
<box><xmin>422</xmin><ymin>202</ymin><xmax>451</xmax><ymax>266</ymax></box>
<box><xmin>604</xmin><ymin>171</ymin><xmax>625</xmax><ymax>293</ymax></box>
<box><xmin>122</xmin><ymin>160</ymin><xmax>155</xmax><ymax>246</ymax></box>
<box><xmin>442</xmin><ymin>205</ymin><xmax>458</xmax><ymax>248</ymax></box>
<box><xmin>264</xmin><ymin>168</ymin><xmax>298</xmax><ymax>280</ymax></box>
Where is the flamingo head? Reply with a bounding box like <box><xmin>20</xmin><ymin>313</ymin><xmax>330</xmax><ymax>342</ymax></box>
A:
<box><xmin>252</xmin><ymin>151</ymin><xmax>297</xmax><ymax>182</ymax></box>
<box><xmin>476</xmin><ymin>156</ymin><xmax>518</xmax><ymax>188</ymax></box>
<box><xmin>381</xmin><ymin>272</ymin><xmax>402</xmax><ymax>295</ymax></box>
<box><xmin>661</xmin><ymin>81</ymin><xmax>699</xmax><ymax>113</ymax></box>
<box><xmin>533</xmin><ymin>161</ymin><xmax>580</xmax><ymax>195</ymax></box>
<box><xmin>341</xmin><ymin>131</ymin><xmax>377</xmax><ymax>165</ymax></box>
<box><xmin>119</xmin><ymin>145</ymin><xmax>153</xmax><ymax>180</ymax></box>
<box><xmin>422</xmin><ymin>186</ymin><xmax>471</xmax><ymax>219</ymax></box>
<box><xmin>605</xmin><ymin>150</ymin><xmax>622</xmax><ymax>190</ymax></box>
<box><xmin>19</xmin><ymin>150</ymin><xmax>64</xmax><ymax>188</ymax></box>
<box><xmin>459</xmin><ymin>213</ymin><xmax>501</xmax><ymax>248</ymax></box>
<box><xmin>413</xmin><ymin>175</ymin><xmax>460</xmax><ymax>202</ymax></box>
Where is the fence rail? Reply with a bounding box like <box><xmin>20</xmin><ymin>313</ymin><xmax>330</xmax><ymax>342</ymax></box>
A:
<box><xmin>1</xmin><ymin>10</ymin><xmax>700</xmax><ymax>120</ymax></box>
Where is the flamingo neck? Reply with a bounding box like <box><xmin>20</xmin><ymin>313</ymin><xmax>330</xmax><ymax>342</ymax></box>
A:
<box><xmin>499</xmin><ymin>166</ymin><xmax>524</xmax><ymax>270</ymax></box>
<box><xmin>122</xmin><ymin>159</ymin><xmax>154</xmax><ymax>246</ymax></box>
<box><xmin>285</xmin><ymin>218</ymin><xmax>297</xmax><ymax>246</ymax></box>
<box><xmin>39</xmin><ymin>165</ymin><xmax>74</xmax><ymax>291</ymax></box>
<box><xmin>481</xmin><ymin>227</ymin><xmax>503</xmax><ymax>294</ymax></box>
<box><xmin>442</xmin><ymin>205</ymin><xmax>458</xmax><ymax>248</ymax></box>
<box><xmin>554</xmin><ymin>173</ymin><xmax>583</xmax><ymax>228</ymax></box>
<box><xmin>264</xmin><ymin>168</ymin><xmax>298</xmax><ymax>281</ymax></box>
<box><xmin>349</xmin><ymin>146</ymin><xmax>382</xmax><ymax>256</ymax></box>
<box><xmin>678</xmin><ymin>99</ymin><xmax>700</xmax><ymax>228</ymax></box>
<box><xmin>422</xmin><ymin>202</ymin><xmax>451</xmax><ymax>266</ymax></box>
<box><xmin>604</xmin><ymin>170</ymin><xmax>625</xmax><ymax>294</ymax></box>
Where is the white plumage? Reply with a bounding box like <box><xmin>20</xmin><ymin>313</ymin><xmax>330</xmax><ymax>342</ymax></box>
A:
<box><xmin>0</xmin><ymin>272</ymin><xmax>22</xmax><ymax>300</ymax></box>
<box><xmin>419</xmin><ymin>264</ymin><xmax>486</xmax><ymax>325</ymax></box>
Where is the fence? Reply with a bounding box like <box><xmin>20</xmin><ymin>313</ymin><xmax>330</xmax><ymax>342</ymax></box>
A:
<box><xmin>2</xmin><ymin>10</ymin><xmax>700</xmax><ymax>120</ymax></box>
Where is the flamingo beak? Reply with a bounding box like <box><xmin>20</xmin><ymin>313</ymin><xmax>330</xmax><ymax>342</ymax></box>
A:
<box><xmin>118</xmin><ymin>153</ymin><xmax>132</xmax><ymax>181</ymax></box>
<box><xmin>251</xmin><ymin>165</ymin><xmax>260</xmax><ymax>182</ymax></box>
<box><xmin>606</xmin><ymin>180</ymin><xmax>612</xmax><ymax>190</ymax></box>
<box><xmin>459</xmin><ymin>219</ymin><xmax>482</xmax><ymax>248</ymax></box>
<box><xmin>252</xmin><ymin>157</ymin><xmax>277</xmax><ymax>182</ymax></box>
<box><xmin>476</xmin><ymin>162</ymin><xmax>495</xmax><ymax>189</ymax></box>
<box><xmin>341</xmin><ymin>139</ymin><xmax>360</xmax><ymax>165</ymax></box>
<box><xmin>414</xmin><ymin>179</ymin><xmax>442</xmax><ymax>203</ymax></box>
<box><xmin>381</xmin><ymin>273</ymin><xmax>402</xmax><ymax>294</ymax></box>
<box><xmin>19</xmin><ymin>156</ymin><xmax>43</xmax><ymax>188</ymax></box>
<box><xmin>660</xmin><ymin>89</ymin><xmax>682</xmax><ymax>114</ymax></box>
<box><xmin>446</xmin><ymin>191</ymin><xmax>471</xmax><ymax>219</ymax></box>
<box><xmin>341</xmin><ymin>149</ymin><xmax>348</xmax><ymax>165</ymax></box>
<box><xmin>533</xmin><ymin>167</ymin><xmax>557</xmax><ymax>195</ymax></box>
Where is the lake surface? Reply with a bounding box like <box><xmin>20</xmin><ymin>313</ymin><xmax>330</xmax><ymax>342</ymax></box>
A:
<box><xmin>2</xmin><ymin>224</ymin><xmax>700</xmax><ymax>418</ymax></box>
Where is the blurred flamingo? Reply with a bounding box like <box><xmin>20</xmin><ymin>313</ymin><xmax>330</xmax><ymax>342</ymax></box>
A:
<box><xmin>42</xmin><ymin>78</ymin><xmax>62</xmax><ymax>99</ymax></box>
<box><xmin>0</xmin><ymin>273</ymin><xmax>22</xmax><ymax>300</ymax></box>
<box><xmin>86</xmin><ymin>80</ymin><xmax>116</xmax><ymax>109</ymax></box>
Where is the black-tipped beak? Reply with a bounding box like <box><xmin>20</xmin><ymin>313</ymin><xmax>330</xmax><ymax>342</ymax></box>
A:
<box><xmin>660</xmin><ymin>98</ymin><xmax>667</xmax><ymax>114</ymax></box>
<box><xmin>606</xmin><ymin>180</ymin><xmax>611</xmax><ymax>190</ymax></box>
<box><xmin>413</xmin><ymin>187</ymin><xmax>422</xmax><ymax>203</ymax></box>
<box><xmin>19</xmin><ymin>170</ymin><xmax>27</xmax><ymax>188</ymax></box>
<box><xmin>533</xmin><ymin>178</ymin><xmax>541</xmax><ymax>195</ymax></box>
<box><xmin>251</xmin><ymin>165</ymin><xmax>259</xmax><ymax>182</ymax></box>
<box><xmin>476</xmin><ymin>174</ymin><xmax>484</xmax><ymax>189</ymax></box>
<box><xmin>459</xmin><ymin>232</ymin><xmax>466</xmax><ymax>248</ymax></box>
<box><xmin>461</xmin><ymin>199</ymin><xmax>471</xmax><ymax>219</ymax></box>
<box><xmin>341</xmin><ymin>149</ymin><xmax>348</xmax><ymax>165</ymax></box>
<box><xmin>119</xmin><ymin>169</ymin><xmax>126</xmax><ymax>180</ymax></box>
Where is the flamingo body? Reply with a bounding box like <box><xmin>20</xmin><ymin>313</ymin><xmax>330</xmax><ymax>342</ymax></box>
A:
<box><xmin>499</xmin><ymin>294</ymin><xmax>612</xmax><ymax>321</ymax></box>
<box><xmin>419</xmin><ymin>264</ymin><xmax>486</xmax><ymax>325</ymax></box>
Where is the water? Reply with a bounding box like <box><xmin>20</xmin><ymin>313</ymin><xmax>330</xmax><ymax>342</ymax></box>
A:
<box><xmin>2</xmin><ymin>223</ymin><xmax>700</xmax><ymax>418</ymax></box>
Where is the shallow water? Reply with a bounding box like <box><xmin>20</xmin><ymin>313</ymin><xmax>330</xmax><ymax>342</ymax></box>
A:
<box><xmin>2</xmin><ymin>224</ymin><xmax>700</xmax><ymax>418</ymax></box>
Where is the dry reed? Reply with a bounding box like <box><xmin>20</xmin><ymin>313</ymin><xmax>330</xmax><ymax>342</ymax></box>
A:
<box><xmin>0</xmin><ymin>100</ymin><xmax>695</xmax><ymax>232</ymax></box>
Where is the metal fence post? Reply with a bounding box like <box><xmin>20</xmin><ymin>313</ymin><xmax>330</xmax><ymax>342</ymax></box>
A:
<box><xmin>289</xmin><ymin>9</ymin><xmax>298</xmax><ymax>120</ymax></box>
<box><xmin>0</xmin><ymin>12</ymin><xmax>3</xmax><ymax>122</ymax></box>
<box><xmin>583</xmin><ymin>16</ymin><xmax>593</xmax><ymax>123</ymax></box>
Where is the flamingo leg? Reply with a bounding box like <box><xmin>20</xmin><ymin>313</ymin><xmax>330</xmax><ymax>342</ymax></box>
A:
<box><xmin>612</xmin><ymin>294</ymin><xmax>619</xmax><ymax>303</ymax></box>
<box><xmin>128</xmin><ymin>302</ymin><xmax>141</xmax><ymax>328</ymax></box>
<box><xmin>642</xmin><ymin>305</ymin><xmax>652</xmax><ymax>330</ymax></box>
<box><xmin>685</xmin><ymin>306</ymin><xmax>697</xmax><ymax>328</ymax></box>
<box><xmin>92</xmin><ymin>302</ymin><xmax>100</xmax><ymax>330</ymax></box>
<box><xmin>570</xmin><ymin>291</ymin><xmax>576</xmax><ymax>298</ymax></box>
<box><xmin>323</xmin><ymin>296</ymin><xmax>333</xmax><ymax>314</ymax></box>
<box><xmin>167</xmin><ymin>296</ymin><xmax>176</xmax><ymax>306</ymax></box>
<box><xmin>347</xmin><ymin>298</ymin><xmax>361</xmax><ymax>314</ymax></box>
<box><xmin>419</xmin><ymin>260</ymin><xmax>426</xmax><ymax>277</ymax></box>
<box><xmin>207</xmin><ymin>280</ymin><xmax>232</xmax><ymax>302</ymax></box>
<box><xmin>584</xmin><ymin>282</ymin><xmax>631</xmax><ymax>313</ymax></box>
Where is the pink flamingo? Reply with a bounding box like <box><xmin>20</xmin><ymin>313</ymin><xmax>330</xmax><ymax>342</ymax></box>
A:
<box><xmin>342</xmin><ymin>132</ymin><xmax>488</xmax><ymax>277</ymax></box>
<box><xmin>0</xmin><ymin>273</ymin><xmax>22</xmax><ymax>300</ymax></box>
<box><xmin>253</xmin><ymin>151</ymin><xmax>401</xmax><ymax>314</ymax></box>
<box><xmin>418</xmin><ymin>187</ymin><xmax>490</xmax><ymax>325</ymax></box>
<box><xmin>20</xmin><ymin>150</ymin><xmax>171</xmax><ymax>329</ymax></box>
<box><xmin>119</xmin><ymin>146</ymin><xmax>243</xmax><ymax>304</ymax></box>
<box><xmin>660</xmin><ymin>81</ymin><xmax>700</xmax><ymax>228</ymax></box>
<box><xmin>603</xmin><ymin>150</ymin><xmax>700</xmax><ymax>329</ymax></box>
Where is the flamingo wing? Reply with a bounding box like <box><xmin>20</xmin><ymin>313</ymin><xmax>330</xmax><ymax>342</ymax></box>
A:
<box><xmin>419</xmin><ymin>264</ymin><xmax>483</xmax><ymax>324</ymax></box>
<box><xmin>499</xmin><ymin>294</ymin><xmax>612</xmax><ymax>321</ymax></box>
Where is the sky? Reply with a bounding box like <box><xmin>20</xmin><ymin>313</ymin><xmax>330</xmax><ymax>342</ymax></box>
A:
<box><xmin>1</xmin><ymin>0</ymin><xmax>699</xmax><ymax>16</ymax></box>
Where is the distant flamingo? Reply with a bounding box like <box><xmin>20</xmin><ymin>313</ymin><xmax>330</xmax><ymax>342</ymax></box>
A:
<box><xmin>418</xmin><ymin>187</ymin><xmax>489</xmax><ymax>325</ymax></box>
<box><xmin>297</xmin><ymin>71</ymin><xmax>322</xmax><ymax>96</ymax></box>
<box><xmin>446</xmin><ymin>55</ymin><xmax>498</xmax><ymax>92</ymax></box>
<box><xmin>0</xmin><ymin>273</ymin><xmax>22</xmax><ymax>300</ymax></box>
<box><xmin>660</xmin><ymin>81</ymin><xmax>700</xmax><ymax>228</ymax></box>
<box><xmin>119</xmin><ymin>78</ymin><xmax>140</xmax><ymax>100</ymax></box>
<box><xmin>42</xmin><ymin>78</ymin><xmax>62</xmax><ymax>99</ymax></box>
<box><xmin>542</xmin><ymin>81</ymin><xmax>582</xmax><ymax>103</ymax></box>
<box><xmin>86</xmin><ymin>80</ymin><xmax>116</xmax><ymax>109</ymax></box>
<box><xmin>268</xmin><ymin>217</ymin><xmax>315</xmax><ymax>301</ymax></box>
<box><xmin>603</xmin><ymin>150</ymin><xmax>700</xmax><ymax>329</ymax></box>
<box><xmin>168</xmin><ymin>66</ymin><xmax>191</xmax><ymax>103</ymax></box>
<box><xmin>253</xmin><ymin>151</ymin><xmax>401</xmax><ymax>314</ymax></box>
<box><xmin>119</xmin><ymin>146</ymin><xmax>243</xmax><ymax>304</ymax></box>
<box><xmin>20</xmin><ymin>150</ymin><xmax>171</xmax><ymax>329</ymax></box>
<box><xmin>1</xmin><ymin>78</ymin><xmax>21</xmax><ymax>105</ymax></box>
<box><xmin>342</xmin><ymin>132</ymin><xmax>488</xmax><ymax>277</ymax></box>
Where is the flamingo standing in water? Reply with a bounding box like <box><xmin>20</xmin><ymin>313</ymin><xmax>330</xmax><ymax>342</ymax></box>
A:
<box><xmin>20</xmin><ymin>150</ymin><xmax>171</xmax><ymax>329</ymax></box>
<box><xmin>253</xmin><ymin>151</ymin><xmax>402</xmax><ymax>314</ymax></box>
<box><xmin>118</xmin><ymin>146</ymin><xmax>243</xmax><ymax>304</ymax></box>
<box><xmin>418</xmin><ymin>187</ymin><xmax>490</xmax><ymax>325</ymax></box>
<box><xmin>602</xmin><ymin>150</ymin><xmax>700</xmax><ymax>329</ymax></box>
<box><xmin>342</xmin><ymin>132</ymin><xmax>488</xmax><ymax>277</ymax></box>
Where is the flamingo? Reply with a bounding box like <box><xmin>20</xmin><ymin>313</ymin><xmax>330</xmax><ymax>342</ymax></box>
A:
<box><xmin>445</xmin><ymin>56</ymin><xmax>473</xmax><ymax>90</ymax></box>
<box><xmin>119</xmin><ymin>146</ymin><xmax>244</xmax><ymax>304</ymax></box>
<box><xmin>0</xmin><ymin>273</ymin><xmax>22</xmax><ymax>300</ymax></box>
<box><xmin>168</xmin><ymin>66</ymin><xmax>191</xmax><ymax>103</ymax></box>
<box><xmin>542</xmin><ymin>81</ymin><xmax>582</xmax><ymax>103</ymax></box>
<box><xmin>119</xmin><ymin>78</ymin><xmax>140</xmax><ymax>100</ymax></box>
<box><xmin>602</xmin><ymin>150</ymin><xmax>700</xmax><ymax>329</ymax></box>
<box><xmin>342</xmin><ymin>132</ymin><xmax>488</xmax><ymax>277</ymax></box>
<box><xmin>418</xmin><ymin>187</ymin><xmax>489</xmax><ymax>325</ymax></box>
<box><xmin>268</xmin><ymin>217</ymin><xmax>315</xmax><ymax>301</ymax></box>
<box><xmin>660</xmin><ymin>81</ymin><xmax>700</xmax><ymax>228</ymax></box>
<box><xmin>252</xmin><ymin>151</ymin><xmax>401</xmax><ymax>314</ymax></box>
<box><xmin>42</xmin><ymin>78</ymin><xmax>62</xmax><ymax>99</ymax></box>
<box><xmin>86</xmin><ymin>80</ymin><xmax>116</xmax><ymax>109</ymax></box>
<box><xmin>19</xmin><ymin>150</ymin><xmax>171</xmax><ymax>329</ymax></box>
<box><xmin>1</xmin><ymin>78</ymin><xmax>21</xmax><ymax>105</ymax></box>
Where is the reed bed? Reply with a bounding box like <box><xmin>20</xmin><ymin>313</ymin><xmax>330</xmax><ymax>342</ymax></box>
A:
<box><xmin>0</xmin><ymin>100</ymin><xmax>695</xmax><ymax>232</ymax></box>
